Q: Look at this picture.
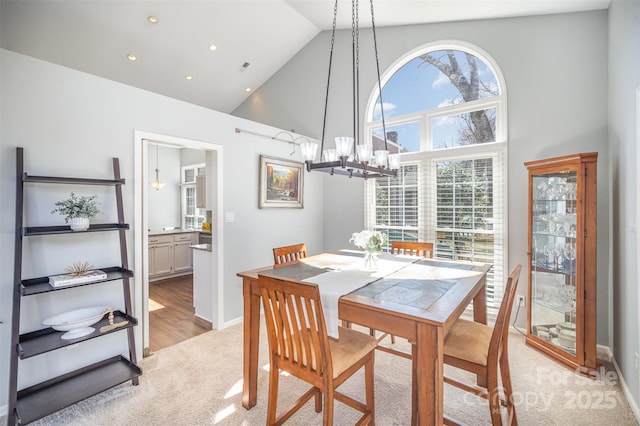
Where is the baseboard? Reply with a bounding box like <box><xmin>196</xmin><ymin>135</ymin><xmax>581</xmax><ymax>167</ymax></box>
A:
<box><xmin>612</xmin><ymin>354</ymin><xmax>640</xmax><ymax>422</ymax></box>
<box><xmin>220</xmin><ymin>315</ymin><xmax>243</xmax><ymax>329</ymax></box>
<box><xmin>597</xmin><ymin>344</ymin><xmax>613</xmax><ymax>362</ymax></box>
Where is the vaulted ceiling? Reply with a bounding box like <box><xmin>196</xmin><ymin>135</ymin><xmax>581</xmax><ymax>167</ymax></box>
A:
<box><xmin>0</xmin><ymin>0</ymin><xmax>610</xmax><ymax>113</ymax></box>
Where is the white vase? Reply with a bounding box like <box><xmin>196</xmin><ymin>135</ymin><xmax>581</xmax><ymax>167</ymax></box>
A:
<box><xmin>69</xmin><ymin>217</ymin><xmax>90</xmax><ymax>231</ymax></box>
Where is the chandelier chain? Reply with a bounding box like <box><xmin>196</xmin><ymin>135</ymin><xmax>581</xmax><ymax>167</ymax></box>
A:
<box><xmin>320</xmin><ymin>0</ymin><xmax>340</xmax><ymax>153</ymax></box>
<box><xmin>370</xmin><ymin>0</ymin><xmax>389</xmax><ymax>153</ymax></box>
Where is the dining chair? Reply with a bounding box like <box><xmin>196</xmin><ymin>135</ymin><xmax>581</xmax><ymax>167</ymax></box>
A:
<box><xmin>258</xmin><ymin>274</ymin><xmax>377</xmax><ymax>425</ymax></box>
<box><xmin>390</xmin><ymin>240</ymin><xmax>434</xmax><ymax>258</ymax></box>
<box><xmin>441</xmin><ymin>264</ymin><xmax>522</xmax><ymax>425</ymax></box>
<box><xmin>273</xmin><ymin>243</ymin><xmax>307</xmax><ymax>266</ymax></box>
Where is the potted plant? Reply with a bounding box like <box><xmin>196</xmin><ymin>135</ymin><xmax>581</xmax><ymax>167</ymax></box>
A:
<box><xmin>51</xmin><ymin>192</ymin><xmax>101</xmax><ymax>231</ymax></box>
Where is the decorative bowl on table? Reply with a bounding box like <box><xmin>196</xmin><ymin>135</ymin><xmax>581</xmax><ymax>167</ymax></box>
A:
<box><xmin>43</xmin><ymin>306</ymin><xmax>109</xmax><ymax>340</ymax></box>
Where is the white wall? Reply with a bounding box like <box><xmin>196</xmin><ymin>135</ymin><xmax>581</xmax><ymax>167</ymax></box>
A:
<box><xmin>608</xmin><ymin>0</ymin><xmax>640</xmax><ymax>410</ymax></box>
<box><xmin>147</xmin><ymin>144</ymin><xmax>181</xmax><ymax>232</ymax></box>
<box><xmin>0</xmin><ymin>49</ymin><xmax>324</xmax><ymax>409</ymax></box>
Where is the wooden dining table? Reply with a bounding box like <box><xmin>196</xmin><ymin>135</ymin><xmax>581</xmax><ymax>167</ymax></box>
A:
<box><xmin>236</xmin><ymin>250</ymin><xmax>492</xmax><ymax>425</ymax></box>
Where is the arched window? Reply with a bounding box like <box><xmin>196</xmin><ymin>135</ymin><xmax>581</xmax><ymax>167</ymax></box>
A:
<box><xmin>365</xmin><ymin>41</ymin><xmax>508</xmax><ymax>309</ymax></box>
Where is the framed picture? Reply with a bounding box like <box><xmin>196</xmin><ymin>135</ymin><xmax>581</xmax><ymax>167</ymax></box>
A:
<box><xmin>259</xmin><ymin>155</ymin><xmax>304</xmax><ymax>209</ymax></box>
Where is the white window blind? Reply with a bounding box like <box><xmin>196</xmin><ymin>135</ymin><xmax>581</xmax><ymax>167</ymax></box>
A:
<box><xmin>365</xmin><ymin>150</ymin><xmax>506</xmax><ymax>309</ymax></box>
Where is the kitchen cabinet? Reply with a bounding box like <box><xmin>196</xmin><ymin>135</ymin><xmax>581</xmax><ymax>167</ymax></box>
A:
<box><xmin>196</xmin><ymin>174</ymin><xmax>206</xmax><ymax>209</ymax></box>
<box><xmin>525</xmin><ymin>152</ymin><xmax>597</xmax><ymax>375</ymax></box>
<box><xmin>149</xmin><ymin>235</ymin><xmax>173</xmax><ymax>276</ymax></box>
<box><xmin>174</xmin><ymin>234</ymin><xmax>195</xmax><ymax>273</ymax></box>
<box><xmin>149</xmin><ymin>232</ymin><xmax>197</xmax><ymax>281</ymax></box>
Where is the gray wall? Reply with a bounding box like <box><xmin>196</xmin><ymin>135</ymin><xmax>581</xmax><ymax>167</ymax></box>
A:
<box><xmin>234</xmin><ymin>9</ymin><xmax>610</xmax><ymax>341</ymax></box>
<box><xmin>0</xmin><ymin>48</ymin><xmax>324</xmax><ymax>409</ymax></box>
<box><xmin>609</xmin><ymin>0</ymin><xmax>640</xmax><ymax>408</ymax></box>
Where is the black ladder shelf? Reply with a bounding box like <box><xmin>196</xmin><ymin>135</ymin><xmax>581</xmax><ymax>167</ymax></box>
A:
<box><xmin>8</xmin><ymin>147</ymin><xmax>141</xmax><ymax>425</ymax></box>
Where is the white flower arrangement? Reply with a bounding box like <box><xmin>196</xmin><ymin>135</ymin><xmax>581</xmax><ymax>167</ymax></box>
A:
<box><xmin>350</xmin><ymin>230</ymin><xmax>388</xmax><ymax>253</ymax></box>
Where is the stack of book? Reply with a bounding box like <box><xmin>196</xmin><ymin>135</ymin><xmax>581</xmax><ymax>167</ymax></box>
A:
<box><xmin>49</xmin><ymin>270</ymin><xmax>108</xmax><ymax>288</ymax></box>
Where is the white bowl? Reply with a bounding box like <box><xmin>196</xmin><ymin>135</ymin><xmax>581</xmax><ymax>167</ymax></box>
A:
<box><xmin>43</xmin><ymin>306</ymin><xmax>109</xmax><ymax>340</ymax></box>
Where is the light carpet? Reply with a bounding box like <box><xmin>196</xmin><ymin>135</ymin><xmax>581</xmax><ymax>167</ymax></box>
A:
<box><xmin>12</xmin><ymin>321</ymin><xmax>640</xmax><ymax>425</ymax></box>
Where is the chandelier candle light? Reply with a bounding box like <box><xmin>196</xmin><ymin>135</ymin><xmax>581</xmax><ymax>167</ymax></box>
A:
<box><xmin>299</xmin><ymin>0</ymin><xmax>399</xmax><ymax>179</ymax></box>
<box><xmin>150</xmin><ymin>143</ymin><xmax>165</xmax><ymax>191</ymax></box>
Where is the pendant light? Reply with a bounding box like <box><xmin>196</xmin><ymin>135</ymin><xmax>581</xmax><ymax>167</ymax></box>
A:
<box><xmin>299</xmin><ymin>0</ymin><xmax>398</xmax><ymax>179</ymax></box>
<box><xmin>150</xmin><ymin>143</ymin><xmax>165</xmax><ymax>191</ymax></box>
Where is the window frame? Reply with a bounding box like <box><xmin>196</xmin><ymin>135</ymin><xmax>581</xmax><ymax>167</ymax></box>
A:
<box><xmin>364</xmin><ymin>41</ymin><xmax>508</xmax><ymax>311</ymax></box>
<box><xmin>181</xmin><ymin>163</ymin><xmax>206</xmax><ymax>230</ymax></box>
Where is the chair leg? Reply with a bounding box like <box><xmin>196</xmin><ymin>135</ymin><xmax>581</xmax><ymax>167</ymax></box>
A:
<box><xmin>267</xmin><ymin>365</ymin><xmax>279</xmax><ymax>425</ymax></box>
<box><xmin>323</xmin><ymin>385</ymin><xmax>335</xmax><ymax>425</ymax></box>
<box><xmin>314</xmin><ymin>388</ymin><xmax>322</xmax><ymax>413</ymax></box>
<box><xmin>499</xmin><ymin>353</ymin><xmax>517</xmax><ymax>425</ymax></box>
<box><xmin>486</xmin><ymin>366</ymin><xmax>502</xmax><ymax>426</ymax></box>
<box><xmin>365</xmin><ymin>354</ymin><xmax>376</xmax><ymax>424</ymax></box>
<box><xmin>411</xmin><ymin>344</ymin><xmax>417</xmax><ymax>426</ymax></box>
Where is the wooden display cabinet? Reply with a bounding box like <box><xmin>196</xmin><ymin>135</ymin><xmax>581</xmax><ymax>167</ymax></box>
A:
<box><xmin>525</xmin><ymin>152</ymin><xmax>597</xmax><ymax>375</ymax></box>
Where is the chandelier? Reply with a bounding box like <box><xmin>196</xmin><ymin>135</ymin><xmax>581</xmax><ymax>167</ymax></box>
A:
<box><xmin>299</xmin><ymin>0</ymin><xmax>398</xmax><ymax>179</ymax></box>
<box><xmin>150</xmin><ymin>143</ymin><xmax>165</xmax><ymax>191</ymax></box>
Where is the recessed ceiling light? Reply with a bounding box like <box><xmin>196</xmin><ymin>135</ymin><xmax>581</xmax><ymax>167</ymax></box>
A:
<box><xmin>245</xmin><ymin>87</ymin><xmax>251</xmax><ymax>92</ymax></box>
<box><xmin>209</xmin><ymin>44</ymin><xmax>217</xmax><ymax>51</ymax></box>
<box><xmin>127</xmin><ymin>53</ymin><xmax>137</xmax><ymax>61</ymax></box>
<box><xmin>185</xmin><ymin>75</ymin><xmax>193</xmax><ymax>80</ymax></box>
<box><xmin>148</xmin><ymin>16</ymin><xmax>158</xmax><ymax>24</ymax></box>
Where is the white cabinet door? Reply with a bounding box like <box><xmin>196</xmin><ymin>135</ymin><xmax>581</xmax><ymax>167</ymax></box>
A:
<box><xmin>174</xmin><ymin>241</ymin><xmax>193</xmax><ymax>273</ymax></box>
<box><xmin>150</xmin><ymin>243</ymin><xmax>173</xmax><ymax>276</ymax></box>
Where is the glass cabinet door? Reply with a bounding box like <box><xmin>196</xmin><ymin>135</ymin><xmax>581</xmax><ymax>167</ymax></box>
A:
<box><xmin>530</xmin><ymin>171</ymin><xmax>578</xmax><ymax>356</ymax></box>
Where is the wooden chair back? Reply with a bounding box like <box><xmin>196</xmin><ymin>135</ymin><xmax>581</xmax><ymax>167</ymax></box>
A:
<box><xmin>390</xmin><ymin>240</ymin><xmax>434</xmax><ymax>258</ymax></box>
<box><xmin>490</xmin><ymin>264</ymin><xmax>522</xmax><ymax>362</ymax></box>
<box><xmin>273</xmin><ymin>243</ymin><xmax>308</xmax><ymax>266</ymax></box>
<box><xmin>259</xmin><ymin>275</ymin><xmax>331</xmax><ymax>384</ymax></box>
<box><xmin>258</xmin><ymin>274</ymin><xmax>376</xmax><ymax>425</ymax></box>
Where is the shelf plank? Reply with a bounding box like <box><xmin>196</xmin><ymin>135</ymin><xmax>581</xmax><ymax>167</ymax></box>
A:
<box><xmin>24</xmin><ymin>223</ymin><xmax>129</xmax><ymax>236</ymax></box>
<box><xmin>23</xmin><ymin>173</ymin><xmax>125</xmax><ymax>186</ymax></box>
<box><xmin>19</xmin><ymin>310</ymin><xmax>138</xmax><ymax>359</ymax></box>
<box><xmin>21</xmin><ymin>266</ymin><xmax>133</xmax><ymax>296</ymax></box>
<box><xmin>15</xmin><ymin>355</ymin><xmax>141</xmax><ymax>425</ymax></box>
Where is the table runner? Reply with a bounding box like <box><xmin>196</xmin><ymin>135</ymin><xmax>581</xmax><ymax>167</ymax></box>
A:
<box><xmin>302</xmin><ymin>252</ymin><xmax>416</xmax><ymax>338</ymax></box>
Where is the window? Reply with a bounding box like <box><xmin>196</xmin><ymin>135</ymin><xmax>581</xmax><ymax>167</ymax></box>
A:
<box><xmin>365</xmin><ymin>42</ymin><xmax>507</xmax><ymax>309</ymax></box>
<box><xmin>181</xmin><ymin>164</ymin><xmax>206</xmax><ymax>229</ymax></box>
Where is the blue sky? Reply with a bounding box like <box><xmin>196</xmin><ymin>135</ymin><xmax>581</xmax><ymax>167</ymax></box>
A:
<box><xmin>370</xmin><ymin>50</ymin><xmax>498</xmax><ymax>153</ymax></box>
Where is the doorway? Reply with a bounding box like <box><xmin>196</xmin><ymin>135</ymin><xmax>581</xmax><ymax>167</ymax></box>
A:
<box><xmin>133</xmin><ymin>131</ymin><xmax>223</xmax><ymax>358</ymax></box>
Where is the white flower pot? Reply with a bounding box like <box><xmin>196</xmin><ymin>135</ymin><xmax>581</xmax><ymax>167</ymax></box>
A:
<box><xmin>69</xmin><ymin>217</ymin><xmax>90</xmax><ymax>231</ymax></box>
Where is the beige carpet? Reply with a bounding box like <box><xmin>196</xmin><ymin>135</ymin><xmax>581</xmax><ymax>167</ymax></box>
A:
<box><xmin>15</xmin><ymin>321</ymin><xmax>640</xmax><ymax>425</ymax></box>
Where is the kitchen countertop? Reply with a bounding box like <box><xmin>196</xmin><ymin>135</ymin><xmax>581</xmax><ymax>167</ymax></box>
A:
<box><xmin>149</xmin><ymin>229</ymin><xmax>199</xmax><ymax>236</ymax></box>
<box><xmin>190</xmin><ymin>244</ymin><xmax>212</xmax><ymax>252</ymax></box>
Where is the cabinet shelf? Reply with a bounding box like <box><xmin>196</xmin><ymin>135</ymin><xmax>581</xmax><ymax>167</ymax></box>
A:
<box><xmin>23</xmin><ymin>223</ymin><xmax>129</xmax><ymax>236</ymax></box>
<box><xmin>18</xmin><ymin>310</ymin><xmax>137</xmax><ymax>359</ymax></box>
<box><xmin>531</xmin><ymin>264</ymin><xmax>576</xmax><ymax>276</ymax></box>
<box><xmin>21</xmin><ymin>266</ymin><xmax>133</xmax><ymax>296</ymax></box>
<box><xmin>15</xmin><ymin>355</ymin><xmax>141</xmax><ymax>425</ymax></box>
<box><xmin>23</xmin><ymin>173</ymin><xmax>125</xmax><ymax>186</ymax></box>
<box><xmin>532</xmin><ymin>298</ymin><xmax>574</xmax><ymax>315</ymax></box>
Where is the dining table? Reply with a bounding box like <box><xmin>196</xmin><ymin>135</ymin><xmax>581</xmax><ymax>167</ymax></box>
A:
<box><xmin>236</xmin><ymin>249</ymin><xmax>492</xmax><ymax>425</ymax></box>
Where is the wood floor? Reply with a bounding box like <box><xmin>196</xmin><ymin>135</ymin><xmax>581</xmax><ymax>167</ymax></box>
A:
<box><xmin>148</xmin><ymin>274</ymin><xmax>211</xmax><ymax>354</ymax></box>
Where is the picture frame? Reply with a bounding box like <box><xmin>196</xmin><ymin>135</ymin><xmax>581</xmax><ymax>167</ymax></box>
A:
<box><xmin>259</xmin><ymin>155</ymin><xmax>304</xmax><ymax>209</ymax></box>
